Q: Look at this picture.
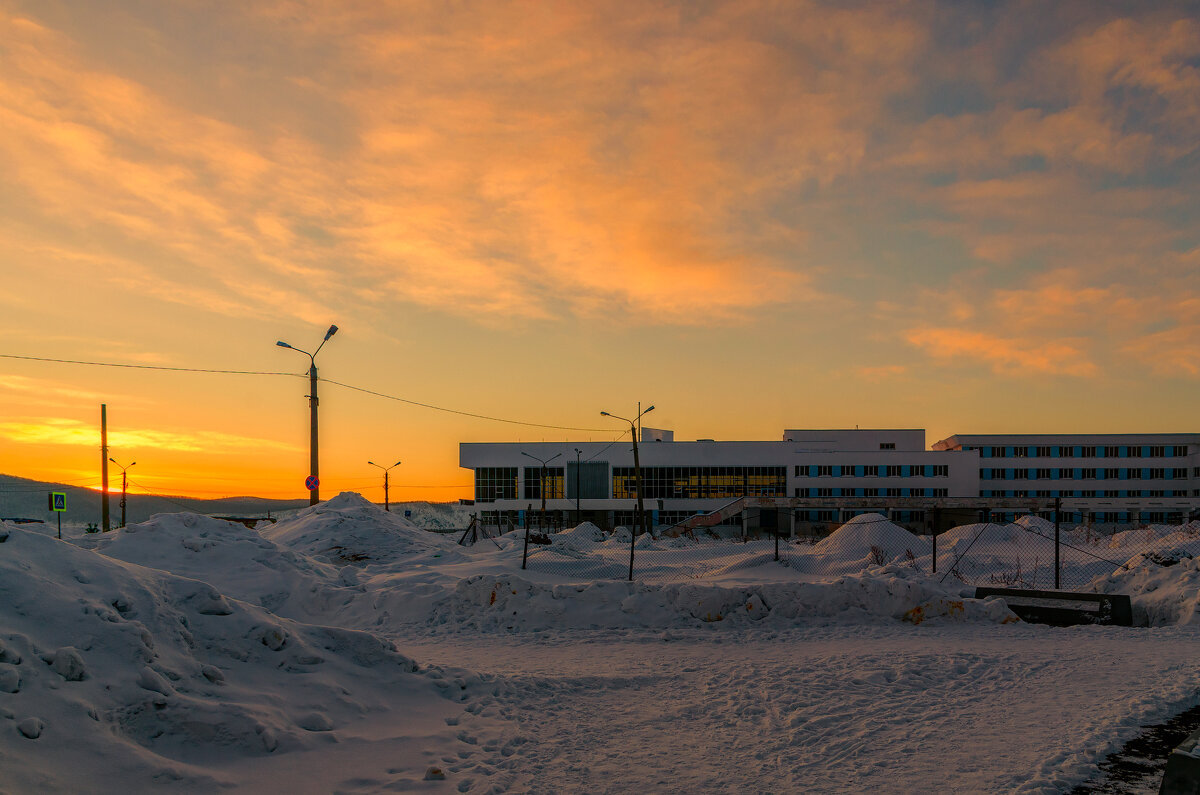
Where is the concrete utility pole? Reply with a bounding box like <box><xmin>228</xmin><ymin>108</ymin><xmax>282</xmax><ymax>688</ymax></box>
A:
<box><xmin>601</xmin><ymin>404</ymin><xmax>655</xmax><ymax>580</ymax></box>
<box><xmin>574</xmin><ymin>447</ymin><xmax>583</xmax><ymax>525</ymax></box>
<box><xmin>100</xmin><ymin>404</ymin><xmax>110</xmax><ymax>533</ymax></box>
<box><xmin>109</xmin><ymin>459</ymin><xmax>136</xmax><ymax>528</ymax></box>
<box><xmin>522</xmin><ymin>451</ymin><xmax>562</xmax><ymax>530</ymax></box>
<box><xmin>368</xmin><ymin>460</ymin><xmax>402</xmax><ymax>511</ymax></box>
<box><xmin>277</xmin><ymin>324</ymin><xmax>338</xmax><ymax>505</ymax></box>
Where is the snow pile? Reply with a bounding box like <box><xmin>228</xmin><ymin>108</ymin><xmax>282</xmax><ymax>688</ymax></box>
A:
<box><xmin>0</xmin><ymin>526</ymin><xmax>503</xmax><ymax>793</ymax></box>
<box><xmin>548</xmin><ymin>522</ymin><xmax>607</xmax><ymax>553</ymax></box>
<box><xmin>73</xmin><ymin>512</ymin><xmax>368</xmax><ymax>626</ymax></box>
<box><xmin>433</xmin><ymin>568</ymin><xmax>1017</xmax><ymax>632</ymax></box>
<box><xmin>808</xmin><ymin>514</ymin><xmax>930</xmax><ymax>574</ymax></box>
<box><xmin>263</xmin><ymin>492</ymin><xmax>460</xmax><ymax>565</ymax></box>
<box><xmin>1088</xmin><ymin>546</ymin><xmax>1200</xmax><ymax>626</ymax></box>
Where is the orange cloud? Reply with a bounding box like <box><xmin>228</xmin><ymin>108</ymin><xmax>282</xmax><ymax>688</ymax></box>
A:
<box><xmin>0</xmin><ymin>418</ymin><xmax>299</xmax><ymax>454</ymax></box>
<box><xmin>906</xmin><ymin>327</ymin><xmax>1097</xmax><ymax>377</ymax></box>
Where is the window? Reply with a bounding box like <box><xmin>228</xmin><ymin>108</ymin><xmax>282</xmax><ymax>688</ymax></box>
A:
<box><xmin>1036</xmin><ymin>468</ymin><xmax>1053</xmax><ymax>479</ymax></box>
<box><xmin>1081</xmin><ymin>446</ymin><xmax>1096</xmax><ymax>457</ymax></box>
<box><xmin>1013</xmin><ymin>446</ymin><xmax>1028</xmax><ymax>457</ymax></box>
<box><xmin>475</xmin><ymin>467</ymin><xmax>518</xmax><ymax>503</ymax></box>
<box><xmin>886</xmin><ymin>487</ymin><xmax>902</xmax><ymax>497</ymax></box>
<box><xmin>931</xmin><ymin>488</ymin><xmax>947</xmax><ymax>497</ymax></box>
<box><xmin>1128</xmin><ymin>469</ymin><xmax>1143</xmax><ymax>479</ymax></box>
<box><xmin>1081</xmin><ymin>468</ymin><xmax>1096</xmax><ymax>479</ymax></box>
<box><xmin>524</xmin><ymin>467</ymin><xmax>564</xmax><ymax>500</ymax></box>
<box><xmin>1081</xmin><ymin>490</ymin><xmax>1096</xmax><ymax>497</ymax></box>
<box><xmin>816</xmin><ymin>465</ymin><xmax>832</xmax><ymax>477</ymax></box>
<box><xmin>864</xmin><ymin>488</ymin><xmax>879</xmax><ymax>497</ymax></box>
<box><xmin>1173</xmin><ymin>446</ymin><xmax>1188</xmax><ymax>456</ymax></box>
<box><xmin>885</xmin><ymin>465</ymin><xmax>901</xmax><ymax>477</ymax></box>
<box><xmin>991</xmin><ymin>446</ymin><xmax>1008</xmax><ymax>457</ymax></box>
<box><xmin>1013</xmin><ymin>490</ymin><xmax>1029</xmax><ymax>497</ymax></box>
<box><xmin>879</xmin><ymin>442</ymin><xmax>896</xmax><ymax>450</ymax></box>
<box><xmin>1058</xmin><ymin>468</ymin><xmax>1073</xmax><ymax>478</ymax></box>
<box><xmin>1104</xmin><ymin>490</ymin><xmax>1119</xmax><ymax>497</ymax></box>
<box><xmin>816</xmin><ymin>487</ymin><xmax>833</xmax><ymax>497</ymax></box>
<box><xmin>795</xmin><ymin>465</ymin><xmax>802</xmax><ymax>477</ymax></box>
<box><xmin>1149</xmin><ymin>468</ymin><xmax>1165</xmax><ymax>479</ymax></box>
<box><xmin>1149</xmin><ymin>490</ymin><xmax>1165</xmax><ymax>497</ymax></box>
<box><xmin>932</xmin><ymin>465</ymin><xmax>948</xmax><ymax>477</ymax></box>
<box><xmin>1060</xmin><ymin>447</ymin><xmax>1076</xmax><ymax>458</ymax></box>
<box><xmin>1103</xmin><ymin>446</ymin><xmax>1120</xmax><ymax>458</ymax></box>
<box><xmin>1150</xmin><ymin>446</ymin><xmax>1165</xmax><ymax>457</ymax></box>
<box><xmin>1014</xmin><ymin>468</ymin><xmax>1029</xmax><ymax>479</ymax></box>
<box><xmin>613</xmin><ymin>466</ymin><xmax>787</xmax><ymax>499</ymax></box>
<box><xmin>842</xmin><ymin>465</ymin><xmax>856</xmax><ymax>477</ymax></box>
<box><xmin>1036</xmin><ymin>446</ymin><xmax>1052</xmax><ymax>457</ymax></box>
<box><xmin>1173</xmin><ymin>468</ymin><xmax>1188</xmax><ymax>479</ymax></box>
<box><xmin>1036</xmin><ymin>490</ymin><xmax>1052</xmax><ymax>497</ymax></box>
<box><xmin>1104</xmin><ymin>468</ymin><xmax>1119</xmax><ymax>479</ymax></box>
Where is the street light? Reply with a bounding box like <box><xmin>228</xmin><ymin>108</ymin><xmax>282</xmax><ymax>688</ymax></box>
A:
<box><xmin>367</xmin><ymin>460</ymin><xmax>402</xmax><ymax>512</ymax></box>
<box><xmin>601</xmin><ymin>404</ymin><xmax>655</xmax><ymax>581</ymax></box>
<box><xmin>277</xmin><ymin>324</ymin><xmax>338</xmax><ymax>505</ymax></box>
<box><xmin>108</xmin><ymin>458</ymin><xmax>136</xmax><ymax>528</ymax></box>
<box><xmin>521</xmin><ymin>451</ymin><xmax>562</xmax><ymax>530</ymax></box>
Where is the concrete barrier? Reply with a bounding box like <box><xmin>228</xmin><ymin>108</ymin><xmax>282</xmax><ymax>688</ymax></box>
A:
<box><xmin>1160</xmin><ymin>727</ymin><xmax>1200</xmax><ymax>794</ymax></box>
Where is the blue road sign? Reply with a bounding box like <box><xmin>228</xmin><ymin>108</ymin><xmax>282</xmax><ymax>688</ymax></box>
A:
<box><xmin>305</xmin><ymin>476</ymin><xmax>319</xmax><ymax>491</ymax></box>
<box><xmin>49</xmin><ymin>492</ymin><xmax>66</xmax><ymax>512</ymax></box>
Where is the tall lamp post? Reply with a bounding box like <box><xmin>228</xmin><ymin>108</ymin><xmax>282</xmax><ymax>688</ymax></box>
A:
<box><xmin>367</xmin><ymin>460</ymin><xmax>402</xmax><ymax>511</ymax></box>
<box><xmin>521</xmin><ymin>451</ymin><xmax>562</xmax><ymax>530</ymax></box>
<box><xmin>573</xmin><ymin>447</ymin><xmax>583</xmax><ymax>526</ymax></box>
<box><xmin>601</xmin><ymin>404</ymin><xmax>655</xmax><ymax>581</ymax></box>
<box><xmin>277</xmin><ymin>324</ymin><xmax>338</xmax><ymax>505</ymax></box>
<box><xmin>108</xmin><ymin>458</ymin><xmax>136</xmax><ymax>528</ymax></box>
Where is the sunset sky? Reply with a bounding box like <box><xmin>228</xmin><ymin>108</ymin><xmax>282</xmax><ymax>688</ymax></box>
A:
<box><xmin>3</xmin><ymin>1</ymin><xmax>1199</xmax><ymax>502</ymax></box>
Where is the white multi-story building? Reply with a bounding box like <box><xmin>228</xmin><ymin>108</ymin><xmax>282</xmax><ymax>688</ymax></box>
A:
<box><xmin>460</xmin><ymin>428</ymin><xmax>972</xmax><ymax>530</ymax></box>
<box><xmin>460</xmin><ymin>429</ymin><xmax>1200</xmax><ymax>531</ymax></box>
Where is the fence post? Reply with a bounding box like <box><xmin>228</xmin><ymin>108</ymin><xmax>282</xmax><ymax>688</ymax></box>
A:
<box><xmin>932</xmin><ymin>507</ymin><xmax>940</xmax><ymax>574</ymax></box>
<box><xmin>1054</xmin><ymin>497</ymin><xmax>1061</xmax><ymax>590</ymax></box>
<box><xmin>522</xmin><ymin>504</ymin><xmax>532</xmax><ymax>570</ymax></box>
<box><xmin>775</xmin><ymin>523</ymin><xmax>780</xmax><ymax>561</ymax></box>
<box><xmin>628</xmin><ymin>519</ymin><xmax>636</xmax><ymax>582</ymax></box>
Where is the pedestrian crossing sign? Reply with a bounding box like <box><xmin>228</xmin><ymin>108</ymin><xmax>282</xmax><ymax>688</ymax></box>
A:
<box><xmin>49</xmin><ymin>492</ymin><xmax>66</xmax><ymax>512</ymax></box>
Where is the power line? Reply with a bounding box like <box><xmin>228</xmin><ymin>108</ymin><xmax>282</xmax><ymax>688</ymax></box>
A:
<box><xmin>318</xmin><ymin>378</ymin><xmax>616</xmax><ymax>432</ymax></box>
<box><xmin>1</xmin><ymin>352</ymin><xmax>620</xmax><ymax>433</ymax></box>
<box><xmin>0</xmin><ymin>353</ymin><xmax>303</xmax><ymax>378</ymax></box>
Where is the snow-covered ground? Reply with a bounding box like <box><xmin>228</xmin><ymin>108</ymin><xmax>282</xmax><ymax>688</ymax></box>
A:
<box><xmin>2</xmin><ymin>493</ymin><xmax>1199</xmax><ymax>793</ymax></box>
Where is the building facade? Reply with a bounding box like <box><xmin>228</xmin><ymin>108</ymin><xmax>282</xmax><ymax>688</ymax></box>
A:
<box><xmin>460</xmin><ymin>429</ymin><xmax>1200</xmax><ymax>531</ymax></box>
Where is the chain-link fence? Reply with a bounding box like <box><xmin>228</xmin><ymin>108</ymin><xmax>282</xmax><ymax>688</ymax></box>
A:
<box><xmin>458</xmin><ymin>508</ymin><xmax>1200</xmax><ymax>590</ymax></box>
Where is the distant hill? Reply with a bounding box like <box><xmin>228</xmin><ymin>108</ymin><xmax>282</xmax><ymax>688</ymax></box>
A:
<box><xmin>0</xmin><ymin>473</ymin><xmax>471</xmax><ymax>530</ymax></box>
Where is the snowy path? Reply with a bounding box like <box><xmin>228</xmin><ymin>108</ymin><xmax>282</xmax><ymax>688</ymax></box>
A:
<box><xmin>399</xmin><ymin>625</ymin><xmax>1200</xmax><ymax>794</ymax></box>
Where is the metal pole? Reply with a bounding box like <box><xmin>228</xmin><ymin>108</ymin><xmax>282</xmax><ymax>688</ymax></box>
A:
<box><xmin>384</xmin><ymin>470</ymin><xmax>389</xmax><ymax>511</ymax></box>
<box><xmin>774</xmin><ymin>515</ymin><xmax>780</xmax><ymax>561</ymax></box>
<box><xmin>630</xmin><ymin>421</ymin><xmax>642</xmax><ymax>582</ymax></box>
<box><xmin>100</xmin><ymin>404</ymin><xmax>110</xmax><ymax>533</ymax></box>
<box><xmin>575</xmin><ymin>448</ymin><xmax>582</xmax><ymax>526</ymax></box>
<box><xmin>309</xmin><ymin>362</ymin><xmax>319</xmax><ymax>505</ymax></box>
<box><xmin>120</xmin><ymin>469</ymin><xmax>127</xmax><ymax>528</ymax></box>
<box><xmin>522</xmin><ymin>503</ymin><xmax>532</xmax><ymax>569</ymax></box>
<box><xmin>932</xmin><ymin>507</ymin><xmax>940</xmax><ymax>574</ymax></box>
<box><xmin>540</xmin><ymin>464</ymin><xmax>547</xmax><ymax>530</ymax></box>
<box><xmin>1054</xmin><ymin>497</ymin><xmax>1061</xmax><ymax>590</ymax></box>
<box><xmin>57</xmin><ymin>512</ymin><xmax>61</xmax><ymax>540</ymax></box>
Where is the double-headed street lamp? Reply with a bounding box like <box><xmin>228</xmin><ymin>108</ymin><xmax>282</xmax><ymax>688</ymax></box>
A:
<box><xmin>368</xmin><ymin>460</ymin><xmax>402</xmax><ymax>511</ymax></box>
<box><xmin>277</xmin><ymin>324</ymin><xmax>338</xmax><ymax>505</ymax></box>
<box><xmin>601</xmin><ymin>404</ymin><xmax>654</xmax><ymax>581</ymax></box>
<box><xmin>521</xmin><ymin>451</ymin><xmax>562</xmax><ymax>529</ymax></box>
<box><xmin>108</xmin><ymin>458</ymin><xmax>136</xmax><ymax>528</ymax></box>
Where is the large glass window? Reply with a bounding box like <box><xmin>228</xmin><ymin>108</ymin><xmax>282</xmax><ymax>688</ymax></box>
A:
<box><xmin>523</xmin><ymin>467</ymin><xmax>564</xmax><ymax>500</ymax></box>
<box><xmin>611</xmin><ymin>466</ymin><xmax>787</xmax><ymax>499</ymax></box>
<box><xmin>474</xmin><ymin>467</ymin><xmax>517</xmax><ymax>502</ymax></box>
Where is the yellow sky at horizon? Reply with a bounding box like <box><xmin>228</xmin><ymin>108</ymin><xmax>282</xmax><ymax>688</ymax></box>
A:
<box><xmin>2</xmin><ymin>1</ymin><xmax>1199</xmax><ymax>503</ymax></box>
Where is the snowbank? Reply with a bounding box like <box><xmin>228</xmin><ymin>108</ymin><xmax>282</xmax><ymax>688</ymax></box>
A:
<box><xmin>263</xmin><ymin>492</ymin><xmax>460</xmax><ymax>565</ymax></box>
<box><xmin>0</xmin><ymin>526</ymin><xmax>499</xmax><ymax>792</ymax></box>
<box><xmin>1089</xmin><ymin>546</ymin><xmax>1200</xmax><ymax>626</ymax></box>
<box><xmin>432</xmin><ymin>568</ymin><xmax>1016</xmax><ymax>632</ymax></box>
<box><xmin>73</xmin><ymin>512</ymin><xmax>369</xmax><ymax>626</ymax></box>
<box><xmin>807</xmin><ymin>513</ymin><xmax>930</xmax><ymax>575</ymax></box>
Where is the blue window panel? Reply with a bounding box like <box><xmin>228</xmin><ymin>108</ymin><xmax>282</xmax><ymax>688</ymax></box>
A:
<box><xmin>982</xmin><ymin>469</ymin><xmax>992</xmax><ymax>480</ymax></box>
<box><xmin>833</xmin><ymin>466</ymin><xmax>843</xmax><ymax>477</ymax></box>
<box><xmin>1141</xmin><ymin>468</ymin><xmax>1150</xmax><ymax>479</ymax></box>
<box><xmin>901</xmin><ymin>465</ymin><xmax>910</xmax><ymax>477</ymax></box>
<box><xmin>1051</xmin><ymin>469</ymin><xmax>1059</xmax><ymax>480</ymax></box>
<box><xmin>1097</xmin><ymin>470</ymin><xmax>1106</xmax><ymax>480</ymax></box>
<box><xmin>1074</xmin><ymin>446</ymin><xmax>1083</xmax><ymax>457</ymax></box>
<box><xmin>854</xmin><ymin>465</ymin><xmax>863</xmax><ymax>477</ymax></box>
<box><xmin>1119</xmin><ymin>446</ymin><xmax>1128</xmax><ymax>457</ymax></box>
<box><xmin>1005</xmin><ymin>446</ymin><xmax>1014</xmax><ymax>457</ymax></box>
<box><xmin>1167</xmin><ymin>469</ymin><xmax>1174</xmax><ymax>480</ymax></box>
<box><xmin>1166</xmin><ymin>447</ymin><xmax>1175</xmax><ymax>458</ymax></box>
<box><xmin>1072</xmin><ymin>468</ymin><xmax>1081</xmax><ymax>479</ymax></box>
<box><xmin>853</xmin><ymin>488</ymin><xmax>863</xmax><ymax>497</ymax></box>
<box><xmin>1004</xmin><ymin>490</ymin><xmax>1013</xmax><ymax>497</ymax></box>
<box><xmin>807</xmin><ymin>465</ymin><xmax>816</xmax><ymax>477</ymax></box>
<box><xmin>1142</xmin><ymin>446</ymin><xmax>1151</xmax><ymax>457</ymax></box>
<box><xmin>981</xmin><ymin>447</ymin><xmax>992</xmax><ymax>458</ymax></box>
<box><xmin>833</xmin><ymin>488</ymin><xmax>842</xmax><ymax>497</ymax></box>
